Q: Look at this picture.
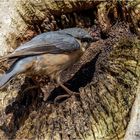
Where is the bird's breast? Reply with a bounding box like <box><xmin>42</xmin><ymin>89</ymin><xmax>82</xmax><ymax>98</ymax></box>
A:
<box><xmin>33</xmin><ymin>49</ymin><xmax>83</xmax><ymax>76</ymax></box>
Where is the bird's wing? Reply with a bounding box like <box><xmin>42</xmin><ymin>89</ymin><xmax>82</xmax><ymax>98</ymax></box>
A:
<box><xmin>0</xmin><ymin>32</ymin><xmax>80</xmax><ymax>61</ymax></box>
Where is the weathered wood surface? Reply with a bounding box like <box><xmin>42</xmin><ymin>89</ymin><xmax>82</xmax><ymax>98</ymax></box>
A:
<box><xmin>0</xmin><ymin>1</ymin><xmax>140</xmax><ymax>140</ymax></box>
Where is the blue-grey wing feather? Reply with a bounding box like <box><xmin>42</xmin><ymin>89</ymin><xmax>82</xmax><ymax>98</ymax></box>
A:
<box><xmin>15</xmin><ymin>32</ymin><xmax>80</xmax><ymax>53</ymax></box>
<box><xmin>0</xmin><ymin>31</ymin><xmax>80</xmax><ymax>62</ymax></box>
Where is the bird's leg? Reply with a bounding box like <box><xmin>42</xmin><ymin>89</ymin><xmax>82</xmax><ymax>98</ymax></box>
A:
<box><xmin>56</xmin><ymin>76</ymin><xmax>79</xmax><ymax>95</ymax></box>
<box><xmin>58</xmin><ymin>82</ymin><xmax>76</xmax><ymax>95</ymax></box>
<box><xmin>54</xmin><ymin>76</ymin><xmax>79</xmax><ymax>103</ymax></box>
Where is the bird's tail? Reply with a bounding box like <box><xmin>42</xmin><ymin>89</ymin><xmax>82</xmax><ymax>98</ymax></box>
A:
<box><xmin>0</xmin><ymin>56</ymin><xmax>35</xmax><ymax>89</ymax></box>
<box><xmin>0</xmin><ymin>59</ymin><xmax>20</xmax><ymax>88</ymax></box>
<box><xmin>0</xmin><ymin>55</ymin><xmax>17</xmax><ymax>88</ymax></box>
<box><xmin>0</xmin><ymin>60</ymin><xmax>23</xmax><ymax>89</ymax></box>
<box><xmin>0</xmin><ymin>71</ymin><xmax>16</xmax><ymax>89</ymax></box>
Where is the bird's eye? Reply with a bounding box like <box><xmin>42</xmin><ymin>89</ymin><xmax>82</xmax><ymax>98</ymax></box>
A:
<box><xmin>81</xmin><ymin>37</ymin><xmax>93</xmax><ymax>42</ymax></box>
<box><xmin>83</xmin><ymin>35</ymin><xmax>93</xmax><ymax>42</ymax></box>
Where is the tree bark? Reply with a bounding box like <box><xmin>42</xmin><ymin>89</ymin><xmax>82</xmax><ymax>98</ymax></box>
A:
<box><xmin>0</xmin><ymin>1</ymin><xmax>140</xmax><ymax>140</ymax></box>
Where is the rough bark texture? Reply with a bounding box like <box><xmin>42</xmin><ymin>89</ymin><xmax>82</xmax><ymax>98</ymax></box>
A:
<box><xmin>0</xmin><ymin>1</ymin><xmax>140</xmax><ymax>140</ymax></box>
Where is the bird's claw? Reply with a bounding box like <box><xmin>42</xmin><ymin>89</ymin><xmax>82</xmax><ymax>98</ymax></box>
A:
<box><xmin>54</xmin><ymin>94</ymin><xmax>70</xmax><ymax>104</ymax></box>
<box><xmin>54</xmin><ymin>91</ymin><xmax>79</xmax><ymax>104</ymax></box>
<box><xmin>71</xmin><ymin>91</ymin><xmax>80</xmax><ymax>95</ymax></box>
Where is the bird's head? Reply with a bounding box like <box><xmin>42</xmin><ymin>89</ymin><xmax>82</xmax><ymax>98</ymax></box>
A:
<box><xmin>57</xmin><ymin>27</ymin><xmax>93</xmax><ymax>50</ymax></box>
<box><xmin>57</xmin><ymin>27</ymin><xmax>93</xmax><ymax>43</ymax></box>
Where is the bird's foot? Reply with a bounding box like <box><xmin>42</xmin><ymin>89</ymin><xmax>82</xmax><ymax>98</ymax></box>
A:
<box><xmin>70</xmin><ymin>91</ymin><xmax>80</xmax><ymax>96</ymax></box>
<box><xmin>54</xmin><ymin>91</ymin><xmax>79</xmax><ymax>104</ymax></box>
<box><xmin>54</xmin><ymin>94</ymin><xmax>70</xmax><ymax>104</ymax></box>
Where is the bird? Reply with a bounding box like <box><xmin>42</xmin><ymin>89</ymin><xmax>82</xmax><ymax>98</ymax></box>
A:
<box><xmin>0</xmin><ymin>27</ymin><xmax>93</xmax><ymax>99</ymax></box>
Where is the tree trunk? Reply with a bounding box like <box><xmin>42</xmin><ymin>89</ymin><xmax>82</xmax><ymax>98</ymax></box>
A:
<box><xmin>0</xmin><ymin>1</ymin><xmax>140</xmax><ymax>140</ymax></box>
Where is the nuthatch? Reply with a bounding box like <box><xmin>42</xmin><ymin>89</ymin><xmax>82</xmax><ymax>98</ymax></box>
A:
<box><xmin>0</xmin><ymin>28</ymin><xmax>93</xmax><ymax>97</ymax></box>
